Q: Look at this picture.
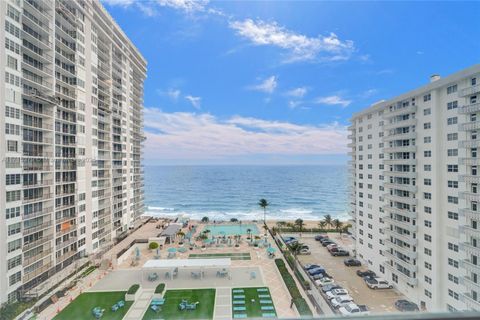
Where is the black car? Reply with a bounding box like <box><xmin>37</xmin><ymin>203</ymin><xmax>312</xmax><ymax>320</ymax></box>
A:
<box><xmin>322</xmin><ymin>240</ymin><xmax>335</xmax><ymax>247</ymax></box>
<box><xmin>344</xmin><ymin>259</ymin><xmax>361</xmax><ymax>267</ymax></box>
<box><xmin>331</xmin><ymin>249</ymin><xmax>350</xmax><ymax>256</ymax></box>
<box><xmin>315</xmin><ymin>235</ymin><xmax>328</xmax><ymax>241</ymax></box>
<box><xmin>395</xmin><ymin>299</ymin><xmax>419</xmax><ymax>312</ymax></box>
<box><xmin>356</xmin><ymin>270</ymin><xmax>376</xmax><ymax>278</ymax></box>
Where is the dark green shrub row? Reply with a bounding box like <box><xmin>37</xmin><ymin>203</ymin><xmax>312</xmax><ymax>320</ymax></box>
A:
<box><xmin>81</xmin><ymin>266</ymin><xmax>97</xmax><ymax>278</ymax></box>
<box><xmin>275</xmin><ymin>259</ymin><xmax>313</xmax><ymax>317</ymax></box>
<box><xmin>127</xmin><ymin>284</ymin><xmax>140</xmax><ymax>294</ymax></box>
<box><xmin>155</xmin><ymin>283</ymin><xmax>165</xmax><ymax>294</ymax></box>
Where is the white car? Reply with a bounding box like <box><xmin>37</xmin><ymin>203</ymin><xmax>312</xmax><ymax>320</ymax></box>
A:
<box><xmin>326</xmin><ymin>288</ymin><xmax>348</xmax><ymax>300</ymax></box>
<box><xmin>366</xmin><ymin>278</ymin><xmax>393</xmax><ymax>289</ymax></box>
<box><xmin>299</xmin><ymin>248</ymin><xmax>311</xmax><ymax>255</ymax></box>
<box><xmin>326</xmin><ymin>243</ymin><xmax>338</xmax><ymax>250</ymax></box>
<box><xmin>330</xmin><ymin>295</ymin><xmax>354</xmax><ymax>308</ymax></box>
<box><xmin>338</xmin><ymin>303</ymin><xmax>370</xmax><ymax>315</ymax></box>
<box><xmin>314</xmin><ymin>277</ymin><xmax>334</xmax><ymax>287</ymax></box>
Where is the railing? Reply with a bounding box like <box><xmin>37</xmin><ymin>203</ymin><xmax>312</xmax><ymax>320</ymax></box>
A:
<box><xmin>459</xmin><ymin>102</ymin><xmax>480</xmax><ymax>114</ymax></box>
<box><xmin>459</xmin><ymin>84</ymin><xmax>480</xmax><ymax>97</ymax></box>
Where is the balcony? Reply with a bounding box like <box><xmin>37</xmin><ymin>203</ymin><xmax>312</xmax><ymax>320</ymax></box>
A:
<box><xmin>459</xmin><ymin>208</ymin><xmax>480</xmax><ymax>221</ymax></box>
<box><xmin>383</xmin><ymin>216</ymin><xmax>417</xmax><ymax>233</ymax></box>
<box><xmin>459</xmin><ymin>84</ymin><xmax>480</xmax><ymax>97</ymax></box>
<box><xmin>460</xmin><ymin>242</ymin><xmax>480</xmax><ymax>256</ymax></box>
<box><xmin>23</xmin><ymin>260</ymin><xmax>53</xmax><ymax>283</ymax></box>
<box><xmin>383</xmin><ymin>105</ymin><xmax>417</xmax><ymax>119</ymax></box>
<box><xmin>459</xmin><ymin>225</ymin><xmax>480</xmax><ymax>239</ymax></box>
<box><xmin>382</xmin><ymin>145</ymin><xmax>416</xmax><ymax>153</ymax></box>
<box><xmin>23</xmin><ymin>206</ymin><xmax>53</xmax><ymax>220</ymax></box>
<box><xmin>460</xmin><ymin>175</ymin><xmax>480</xmax><ymax>184</ymax></box>
<box><xmin>461</xmin><ymin>292</ymin><xmax>480</xmax><ymax>310</ymax></box>
<box><xmin>383</xmin><ymin>158</ymin><xmax>416</xmax><ymax>166</ymax></box>
<box><xmin>460</xmin><ymin>121</ymin><xmax>480</xmax><ymax>131</ymax></box>
<box><xmin>23</xmin><ymin>220</ymin><xmax>53</xmax><ymax>236</ymax></box>
<box><xmin>23</xmin><ymin>247</ymin><xmax>52</xmax><ymax>267</ymax></box>
<box><xmin>384</xmin><ymin>228</ymin><xmax>417</xmax><ymax>246</ymax></box>
<box><xmin>384</xmin><ymin>239</ymin><xmax>417</xmax><ymax>260</ymax></box>
<box><xmin>23</xmin><ymin>192</ymin><xmax>52</xmax><ymax>204</ymax></box>
<box><xmin>460</xmin><ymin>259</ymin><xmax>480</xmax><ymax>275</ymax></box>
<box><xmin>460</xmin><ymin>192</ymin><xmax>480</xmax><ymax>202</ymax></box>
<box><xmin>459</xmin><ymin>102</ymin><xmax>480</xmax><ymax>114</ymax></box>
<box><xmin>461</xmin><ymin>158</ymin><xmax>480</xmax><ymax>166</ymax></box>
<box><xmin>384</xmin><ymin>183</ymin><xmax>417</xmax><ymax>193</ymax></box>
<box><xmin>463</xmin><ymin>276</ymin><xmax>480</xmax><ymax>293</ymax></box>
<box><xmin>56</xmin><ymin>249</ymin><xmax>77</xmax><ymax>264</ymax></box>
<box><xmin>460</xmin><ymin>140</ymin><xmax>480</xmax><ymax>148</ymax></box>
<box><xmin>23</xmin><ymin>234</ymin><xmax>53</xmax><ymax>251</ymax></box>
<box><xmin>384</xmin><ymin>251</ymin><xmax>417</xmax><ymax>273</ymax></box>
<box><xmin>383</xmin><ymin>170</ymin><xmax>417</xmax><ymax>179</ymax></box>
<box><xmin>383</xmin><ymin>118</ymin><xmax>417</xmax><ymax>130</ymax></box>
<box><xmin>383</xmin><ymin>262</ymin><xmax>418</xmax><ymax>286</ymax></box>
<box><xmin>384</xmin><ymin>194</ymin><xmax>417</xmax><ymax>206</ymax></box>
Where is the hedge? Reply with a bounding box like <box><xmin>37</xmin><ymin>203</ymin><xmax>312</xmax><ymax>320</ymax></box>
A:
<box><xmin>275</xmin><ymin>259</ymin><xmax>313</xmax><ymax>317</ymax></box>
<box><xmin>155</xmin><ymin>283</ymin><xmax>165</xmax><ymax>294</ymax></box>
<box><xmin>127</xmin><ymin>284</ymin><xmax>140</xmax><ymax>295</ymax></box>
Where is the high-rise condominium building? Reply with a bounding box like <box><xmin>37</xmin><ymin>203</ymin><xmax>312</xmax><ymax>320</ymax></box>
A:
<box><xmin>0</xmin><ymin>0</ymin><xmax>146</xmax><ymax>304</ymax></box>
<box><xmin>349</xmin><ymin>64</ymin><xmax>480</xmax><ymax>312</ymax></box>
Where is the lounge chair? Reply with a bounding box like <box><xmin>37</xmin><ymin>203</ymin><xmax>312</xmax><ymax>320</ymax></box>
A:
<box><xmin>233</xmin><ymin>313</ymin><xmax>247</xmax><ymax>318</ymax></box>
<box><xmin>233</xmin><ymin>295</ymin><xmax>245</xmax><ymax>299</ymax></box>
<box><xmin>232</xmin><ymin>289</ymin><xmax>244</xmax><ymax>293</ymax></box>
<box><xmin>260</xmin><ymin>300</ymin><xmax>273</xmax><ymax>304</ymax></box>
<box><xmin>257</xmin><ymin>288</ymin><xmax>269</xmax><ymax>292</ymax></box>
<box><xmin>233</xmin><ymin>300</ymin><xmax>245</xmax><ymax>305</ymax></box>
<box><xmin>258</xmin><ymin>294</ymin><xmax>270</xmax><ymax>298</ymax></box>
<box><xmin>261</xmin><ymin>306</ymin><xmax>275</xmax><ymax>311</ymax></box>
<box><xmin>250</xmin><ymin>272</ymin><xmax>256</xmax><ymax>279</ymax></box>
<box><xmin>233</xmin><ymin>306</ymin><xmax>246</xmax><ymax>311</ymax></box>
<box><xmin>262</xmin><ymin>312</ymin><xmax>276</xmax><ymax>318</ymax></box>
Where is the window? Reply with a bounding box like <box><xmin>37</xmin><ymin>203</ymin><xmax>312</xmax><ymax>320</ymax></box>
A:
<box><xmin>424</xmin><ymin>192</ymin><xmax>432</xmax><ymax>199</ymax></box>
<box><xmin>425</xmin><ymin>220</ymin><xmax>432</xmax><ymax>228</ymax></box>
<box><xmin>447</xmin><ymin>133</ymin><xmax>458</xmax><ymax>141</ymax></box>
<box><xmin>448</xmin><ymin>211</ymin><xmax>458</xmax><ymax>220</ymax></box>
<box><xmin>425</xmin><ymin>206</ymin><xmax>432</xmax><ymax>214</ymax></box>
<box><xmin>424</xmin><ymin>122</ymin><xmax>431</xmax><ymax>129</ymax></box>
<box><xmin>447</xmin><ymin>117</ymin><xmax>458</xmax><ymax>125</ymax></box>
<box><xmin>448</xmin><ymin>242</ymin><xmax>459</xmax><ymax>252</ymax></box>
<box><xmin>473</xmin><ymin>78</ymin><xmax>477</xmax><ymax>86</ymax></box>
<box><xmin>447</xmin><ymin>181</ymin><xmax>458</xmax><ymax>188</ymax></box>
<box><xmin>423</xmin><ymin>93</ymin><xmax>431</xmax><ymax>102</ymax></box>
<box><xmin>424</xmin><ymin>136</ymin><xmax>431</xmax><ymax>143</ymax></box>
<box><xmin>448</xmin><ymin>196</ymin><xmax>458</xmax><ymax>204</ymax></box>
<box><xmin>424</xmin><ymin>151</ymin><xmax>431</xmax><ymax>157</ymax></box>
<box><xmin>424</xmin><ymin>178</ymin><xmax>432</xmax><ymax>186</ymax></box>
<box><xmin>447</xmin><ymin>149</ymin><xmax>458</xmax><ymax>156</ymax></box>
<box><xmin>424</xmin><ymin>248</ymin><xmax>432</xmax><ymax>257</ymax></box>
<box><xmin>424</xmin><ymin>108</ymin><xmax>431</xmax><ymax>115</ymax></box>
<box><xmin>447</xmin><ymin>84</ymin><xmax>458</xmax><ymax>94</ymax></box>
<box><xmin>447</xmin><ymin>101</ymin><xmax>458</xmax><ymax>110</ymax></box>
<box><xmin>9</xmin><ymin>271</ymin><xmax>21</xmax><ymax>286</ymax></box>
<box><xmin>448</xmin><ymin>258</ymin><xmax>459</xmax><ymax>268</ymax></box>
<box><xmin>447</xmin><ymin>165</ymin><xmax>458</xmax><ymax>172</ymax></box>
<box><xmin>448</xmin><ymin>274</ymin><xmax>459</xmax><ymax>284</ymax></box>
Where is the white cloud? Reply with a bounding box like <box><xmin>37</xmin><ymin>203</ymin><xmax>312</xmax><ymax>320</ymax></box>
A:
<box><xmin>185</xmin><ymin>95</ymin><xmax>202</xmax><ymax>109</ymax></box>
<box><xmin>315</xmin><ymin>95</ymin><xmax>352</xmax><ymax>107</ymax></box>
<box><xmin>158</xmin><ymin>88</ymin><xmax>182</xmax><ymax>101</ymax></box>
<box><xmin>102</xmin><ymin>0</ymin><xmax>135</xmax><ymax>6</ymax></box>
<box><xmin>144</xmin><ymin>108</ymin><xmax>348</xmax><ymax>160</ymax></box>
<box><xmin>156</xmin><ymin>0</ymin><xmax>209</xmax><ymax>13</ymax></box>
<box><xmin>249</xmin><ymin>76</ymin><xmax>278</xmax><ymax>94</ymax></box>
<box><xmin>286</xmin><ymin>87</ymin><xmax>308</xmax><ymax>98</ymax></box>
<box><xmin>229</xmin><ymin>19</ymin><xmax>355</xmax><ymax>63</ymax></box>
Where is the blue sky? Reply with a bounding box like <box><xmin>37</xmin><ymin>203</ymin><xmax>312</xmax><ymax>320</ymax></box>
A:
<box><xmin>103</xmin><ymin>0</ymin><xmax>480</xmax><ymax>165</ymax></box>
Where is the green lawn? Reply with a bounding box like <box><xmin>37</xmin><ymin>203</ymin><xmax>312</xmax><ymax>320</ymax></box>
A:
<box><xmin>54</xmin><ymin>291</ymin><xmax>132</xmax><ymax>320</ymax></box>
<box><xmin>231</xmin><ymin>287</ymin><xmax>277</xmax><ymax>318</ymax></box>
<box><xmin>142</xmin><ymin>289</ymin><xmax>216</xmax><ymax>320</ymax></box>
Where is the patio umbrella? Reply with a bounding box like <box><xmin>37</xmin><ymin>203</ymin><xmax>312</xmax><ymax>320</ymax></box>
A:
<box><xmin>156</xmin><ymin>248</ymin><xmax>160</xmax><ymax>256</ymax></box>
<box><xmin>267</xmin><ymin>247</ymin><xmax>276</xmax><ymax>253</ymax></box>
<box><xmin>178</xmin><ymin>247</ymin><xmax>187</xmax><ymax>253</ymax></box>
<box><xmin>135</xmin><ymin>247</ymin><xmax>140</xmax><ymax>260</ymax></box>
<box><xmin>203</xmin><ymin>238</ymin><xmax>213</xmax><ymax>244</ymax></box>
<box><xmin>168</xmin><ymin>247</ymin><xmax>177</xmax><ymax>253</ymax></box>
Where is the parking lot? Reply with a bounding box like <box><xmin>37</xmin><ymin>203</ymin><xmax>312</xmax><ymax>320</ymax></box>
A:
<box><xmin>284</xmin><ymin>233</ymin><xmax>404</xmax><ymax>314</ymax></box>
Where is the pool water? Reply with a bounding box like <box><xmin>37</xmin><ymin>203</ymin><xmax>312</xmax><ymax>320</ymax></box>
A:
<box><xmin>204</xmin><ymin>224</ymin><xmax>260</xmax><ymax>236</ymax></box>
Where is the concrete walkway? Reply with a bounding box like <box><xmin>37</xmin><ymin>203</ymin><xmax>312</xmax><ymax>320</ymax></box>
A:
<box><xmin>213</xmin><ymin>287</ymin><xmax>232</xmax><ymax>320</ymax></box>
<box><xmin>123</xmin><ymin>289</ymin><xmax>154</xmax><ymax>320</ymax></box>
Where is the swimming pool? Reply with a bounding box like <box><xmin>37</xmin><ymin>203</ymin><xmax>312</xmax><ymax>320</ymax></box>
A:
<box><xmin>204</xmin><ymin>224</ymin><xmax>260</xmax><ymax>236</ymax></box>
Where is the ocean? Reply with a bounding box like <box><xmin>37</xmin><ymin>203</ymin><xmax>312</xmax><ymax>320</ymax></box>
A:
<box><xmin>144</xmin><ymin>165</ymin><xmax>349</xmax><ymax>221</ymax></box>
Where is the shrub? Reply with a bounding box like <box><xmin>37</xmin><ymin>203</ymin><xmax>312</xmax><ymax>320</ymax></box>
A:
<box><xmin>127</xmin><ymin>284</ymin><xmax>140</xmax><ymax>295</ymax></box>
<box><xmin>275</xmin><ymin>259</ymin><xmax>313</xmax><ymax>317</ymax></box>
<box><xmin>81</xmin><ymin>266</ymin><xmax>97</xmax><ymax>278</ymax></box>
<box><xmin>155</xmin><ymin>283</ymin><xmax>165</xmax><ymax>294</ymax></box>
<box><xmin>149</xmin><ymin>242</ymin><xmax>159</xmax><ymax>250</ymax></box>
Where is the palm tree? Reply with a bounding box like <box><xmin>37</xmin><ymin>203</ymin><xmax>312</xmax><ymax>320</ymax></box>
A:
<box><xmin>318</xmin><ymin>220</ymin><xmax>327</xmax><ymax>231</ymax></box>
<box><xmin>258</xmin><ymin>199</ymin><xmax>269</xmax><ymax>225</ymax></box>
<box><xmin>201</xmin><ymin>216</ymin><xmax>209</xmax><ymax>223</ymax></box>
<box><xmin>246</xmin><ymin>228</ymin><xmax>252</xmax><ymax>240</ymax></box>
<box><xmin>333</xmin><ymin>219</ymin><xmax>342</xmax><ymax>233</ymax></box>
<box><xmin>295</xmin><ymin>218</ymin><xmax>305</xmax><ymax>233</ymax></box>
<box><xmin>324</xmin><ymin>214</ymin><xmax>332</xmax><ymax>228</ymax></box>
<box><xmin>276</xmin><ymin>221</ymin><xmax>286</xmax><ymax>229</ymax></box>
<box><xmin>288</xmin><ymin>241</ymin><xmax>303</xmax><ymax>272</ymax></box>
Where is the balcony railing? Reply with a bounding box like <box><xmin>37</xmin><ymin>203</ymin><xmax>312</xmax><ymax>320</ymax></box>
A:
<box><xmin>383</xmin><ymin>105</ymin><xmax>417</xmax><ymax>119</ymax></box>
<box><xmin>459</xmin><ymin>102</ymin><xmax>480</xmax><ymax>114</ymax></box>
<box><xmin>459</xmin><ymin>84</ymin><xmax>480</xmax><ymax>97</ymax></box>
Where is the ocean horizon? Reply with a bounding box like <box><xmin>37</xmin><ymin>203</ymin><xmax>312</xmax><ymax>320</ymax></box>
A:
<box><xmin>144</xmin><ymin>165</ymin><xmax>349</xmax><ymax>222</ymax></box>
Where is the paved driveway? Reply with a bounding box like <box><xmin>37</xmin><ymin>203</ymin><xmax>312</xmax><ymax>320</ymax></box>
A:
<box><xmin>284</xmin><ymin>233</ymin><xmax>404</xmax><ymax>314</ymax></box>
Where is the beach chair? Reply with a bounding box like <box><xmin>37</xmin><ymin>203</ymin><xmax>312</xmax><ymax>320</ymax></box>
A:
<box><xmin>233</xmin><ymin>313</ymin><xmax>247</xmax><ymax>318</ymax></box>
<box><xmin>261</xmin><ymin>306</ymin><xmax>275</xmax><ymax>311</ymax></box>
<box><xmin>233</xmin><ymin>300</ymin><xmax>245</xmax><ymax>305</ymax></box>
<box><xmin>117</xmin><ymin>300</ymin><xmax>125</xmax><ymax>308</ymax></box>
<box><xmin>233</xmin><ymin>306</ymin><xmax>246</xmax><ymax>311</ymax></box>
<box><xmin>233</xmin><ymin>295</ymin><xmax>245</xmax><ymax>299</ymax></box>
<box><xmin>232</xmin><ymin>289</ymin><xmax>244</xmax><ymax>293</ymax></box>
<box><xmin>250</xmin><ymin>271</ymin><xmax>256</xmax><ymax>279</ymax></box>
<box><xmin>258</xmin><ymin>294</ymin><xmax>270</xmax><ymax>298</ymax></box>
<box><xmin>257</xmin><ymin>288</ymin><xmax>269</xmax><ymax>292</ymax></box>
<box><xmin>262</xmin><ymin>313</ymin><xmax>276</xmax><ymax>318</ymax></box>
<box><xmin>260</xmin><ymin>300</ymin><xmax>273</xmax><ymax>304</ymax></box>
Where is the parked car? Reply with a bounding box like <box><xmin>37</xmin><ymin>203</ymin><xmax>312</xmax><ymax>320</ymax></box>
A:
<box><xmin>326</xmin><ymin>288</ymin><xmax>349</xmax><ymax>300</ymax></box>
<box><xmin>330</xmin><ymin>295</ymin><xmax>354</xmax><ymax>308</ymax></box>
<box><xmin>309</xmin><ymin>269</ymin><xmax>327</xmax><ymax>277</ymax></box>
<box><xmin>322</xmin><ymin>240</ymin><xmax>336</xmax><ymax>247</ymax></box>
<box><xmin>331</xmin><ymin>249</ymin><xmax>350</xmax><ymax>256</ymax></box>
<box><xmin>307</xmin><ymin>267</ymin><xmax>326</xmax><ymax>275</ymax></box>
<box><xmin>322</xmin><ymin>284</ymin><xmax>343</xmax><ymax>293</ymax></box>
<box><xmin>326</xmin><ymin>243</ymin><xmax>338</xmax><ymax>251</ymax></box>
<box><xmin>304</xmin><ymin>264</ymin><xmax>321</xmax><ymax>270</ymax></box>
<box><xmin>314</xmin><ymin>277</ymin><xmax>334</xmax><ymax>287</ymax></box>
<box><xmin>312</xmin><ymin>272</ymin><xmax>331</xmax><ymax>280</ymax></box>
<box><xmin>338</xmin><ymin>303</ymin><xmax>370</xmax><ymax>316</ymax></box>
<box><xmin>366</xmin><ymin>278</ymin><xmax>393</xmax><ymax>289</ymax></box>
<box><xmin>344</xmin><ymin>259</ymin><xmax>362</xmax><ymax>267</ymax></box>
<box><xmin>320</xmin><ymin>238</ymin><xmax>333</xmax><ymax>244</ymax></box>
<box><xmin>315</xmin><ymin>235</ymin><xmax>328</xmax><ymax>241</ymax></box>
<box><xmin>356</xmin><ymin>270</ymin><xmax>376</xmax><ymax>278</ymax></box>
<box><xmin>299</xmin><ymin>248</ymin><xmax>311</xmax><ymax>255</ymax></box>
<box><xmin>395</xmin><ymin>299</ymin><xmax>419</xmax><ymax>312</ymax></box>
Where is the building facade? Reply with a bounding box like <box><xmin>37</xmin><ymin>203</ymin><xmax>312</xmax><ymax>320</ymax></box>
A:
<box><xmin>0</xmin><ymin>0</ymin><xmax>146</xmax><ymax>304</ymax></box>
<box><xmin>349</xmin><ymin>65</ymin><xmax>480</xmax><ymax>312</ymax></box>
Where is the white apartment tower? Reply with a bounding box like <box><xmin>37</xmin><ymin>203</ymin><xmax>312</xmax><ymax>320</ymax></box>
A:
<box><xmin>0</xmin><ymin>0</ymin><xmax>146</xmax><ymax>304</ymax></box>
<box><xmin>349</xmin><ymin>64</ymin><xmax>480</xmax><ymax>312</ymax></box>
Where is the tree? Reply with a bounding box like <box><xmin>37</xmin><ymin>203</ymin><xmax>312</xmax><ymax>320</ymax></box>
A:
<box><xmin>288</xmin><ymin>241</ymin><xmax>304</xmax><ymax>273</ymax></box>
<box><xmin>258</xmin><ymin>199</ymin><xmax>269</xmax><ymax>225</ymax></box>
<box><xmin>276</xmin><ymin>221</ymin><xmax>286</xmax><ymax>229</ymax></box>
<box><xmin>246</xmin><ymin>228</ymin><xmax>252</xmax><ymax>239</ymax></box>
<box><xmin>324</xmin><ymin>214</ymin><xmax>332</xmax><ymax>228</ymax></box>
<box><xmin>230</xmin><ymin>218</ymin><xmax>238</xmax><ymax>222</ymax></box>
<box><xmin>201</xmin><ymin>216</ymin><xmax>209</xmax><ymax>223</ymax></box>
<box><xmin>318</xmin><ymin>220</ymin><xmax>327</xmax><ymax>231</ymax></box>
<box><xmin>177</xmin><ymin>231</ymin><xmax>185</xmax><ymax>240</ymax></box>
<box><xmin>333</xmin><ymin>219</ymin><xmax>342</xmax><ymax>233</ymax></box>
<box><xmin>295</xmin><ymin>218</ymin><xmax>305</xmax><ymax>233</ymax></box>
<box><xmin>149</xmin><ymin>242</ymin><xmax>159</xmax><ymax>250</ymax></box>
